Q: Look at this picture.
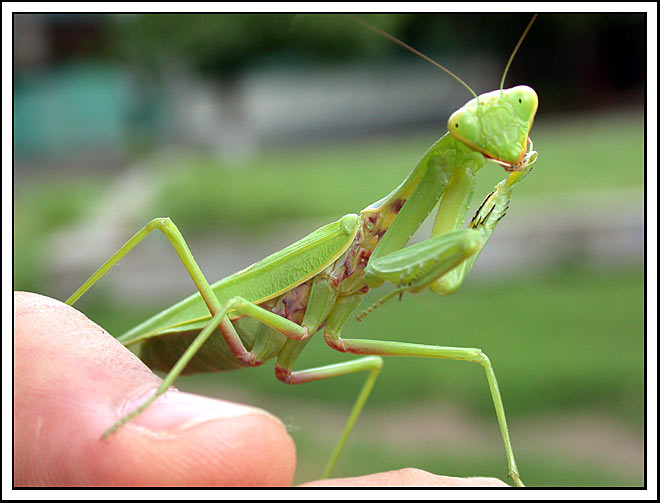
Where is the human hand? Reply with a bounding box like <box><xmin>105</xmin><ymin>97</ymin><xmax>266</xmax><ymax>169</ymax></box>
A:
<box><xmin>14</xmin><ymin>291</ymin><xmax>507</xmax><ymax>487</ymax></box>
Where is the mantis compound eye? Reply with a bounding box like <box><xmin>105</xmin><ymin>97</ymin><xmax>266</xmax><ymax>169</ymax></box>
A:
<box><xmin>508</xmin><ymin>85</ymin><xmax>538</xmax><ymax>123</ymax></box>
<box><xmin>448</xmin><ymin>109</ymin><xmax>482</xmax><ymax>146</ymax></box>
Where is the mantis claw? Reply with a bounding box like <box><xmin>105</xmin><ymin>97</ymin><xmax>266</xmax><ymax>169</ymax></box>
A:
<box><xmin>511</xmin><ymin>473</ymin><xmax>525</xmax><ymax>487</ymax></box>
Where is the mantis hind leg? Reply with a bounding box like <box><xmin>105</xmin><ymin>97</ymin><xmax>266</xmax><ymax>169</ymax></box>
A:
<box><xmin>324</xmin><ymin>335</ymin><xmax>524</xmax><ymax>487</ymax></box>
<box><xmin>65</xmin><ymin>218</ymin><xmax>272</xmax><ymax>437</ymax></box>
<box><xmin>65</xmin><ymin>217</ymin><xmax>256</xmax><ymax>363</ymax></box>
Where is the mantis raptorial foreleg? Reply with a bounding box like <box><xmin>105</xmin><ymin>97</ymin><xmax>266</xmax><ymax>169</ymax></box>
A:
<box><xmin>429</xmin><ymin>168</ymin><xmax>533</xmax><ymax>296</ymax></box>
<box><xmin>363</xmin><ymin>158</ymin><xmax>534</xmax><ymax>313</ymax></box>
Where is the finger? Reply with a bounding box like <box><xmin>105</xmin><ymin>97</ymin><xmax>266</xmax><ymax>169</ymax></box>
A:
<box><xmin>14</xmin><ymin>291</ymin><xmax>296</xmax><ymax>487</ymax></box>
<box><xmin>300</xmin><ymin>468</ymin><xmax>509</xmax><ymax>487</ymax></box>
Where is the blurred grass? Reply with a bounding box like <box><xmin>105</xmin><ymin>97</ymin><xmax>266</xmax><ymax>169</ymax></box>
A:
<box><xmin>13</xmin><ymin>180</ymin><xmax>105</xmax><ymax>292</ymax></box>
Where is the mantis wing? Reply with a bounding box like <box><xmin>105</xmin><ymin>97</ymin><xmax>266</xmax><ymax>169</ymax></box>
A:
<box><xmin>118</xmin><ymin>214</ymin><xmax>361</xmax><ymax>342</ymax></box>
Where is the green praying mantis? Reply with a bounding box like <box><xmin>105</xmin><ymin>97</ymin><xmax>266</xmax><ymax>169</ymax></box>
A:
<box><xmin>65</xmin><ymin>14</ymin><xmax>539</xmax><ymax>487</ymax></box>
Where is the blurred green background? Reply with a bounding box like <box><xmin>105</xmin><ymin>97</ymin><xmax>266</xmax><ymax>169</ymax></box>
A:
<box><xmin>13</xmin><ymin>13</ymin><xmax>645</xmax><ymax>486</ymax></box>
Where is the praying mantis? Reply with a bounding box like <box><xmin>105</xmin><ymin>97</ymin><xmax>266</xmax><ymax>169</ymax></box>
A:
<box><xmin>65</xmin><ymin>14</ymin><xmax>539</xmax><ymax>487</ymax></box>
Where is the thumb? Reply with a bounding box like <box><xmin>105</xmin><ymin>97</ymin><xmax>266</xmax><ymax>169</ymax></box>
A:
<box><xmin>14</xmin><ymin>291</ymin><xmax>296</xmax><ymax>486</ymax></box>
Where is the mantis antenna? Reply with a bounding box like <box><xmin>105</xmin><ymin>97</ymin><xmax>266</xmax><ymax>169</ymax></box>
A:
<box><xmin>345</xmin><ymin>14</ymin><xmax>478</xmax><ymax>99</ymax></box>
<box><xmin>500</xmin><ymin>14</ymin><xmax>538</xmax><ymax>90</ymax></box>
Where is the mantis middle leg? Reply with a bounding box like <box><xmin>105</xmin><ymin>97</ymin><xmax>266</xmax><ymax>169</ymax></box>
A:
<box><xmin>325</xmin><ymin>334</ymin><xmax>524</xmax><ymax>486</ymax></box>
<box><xmin>275</xmin><ymin>342</ymin><xmax>383</xmax><ymax>479</ymax></box>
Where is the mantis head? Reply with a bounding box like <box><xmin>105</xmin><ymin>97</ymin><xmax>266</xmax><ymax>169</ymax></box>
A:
<box><xmin>447</xmin><ymin>85</ymin><xmax>538</xmax><ymax>171</ymax></box>
<box><xmin>345</xmin><ymin>14</ymin><xmax>539</xmax><ymax>172</ymax></box>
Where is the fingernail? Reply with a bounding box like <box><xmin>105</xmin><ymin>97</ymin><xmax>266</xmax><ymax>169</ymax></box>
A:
<box><xmin>123</xmin><ymin>389</ymin><xmax>270</xmax><ymax>433</ymax></box>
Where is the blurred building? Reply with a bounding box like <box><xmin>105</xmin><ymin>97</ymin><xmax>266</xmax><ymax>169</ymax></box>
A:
<box><xmin>14</xmin><ymin>15</ymin><xmax>131</xmax><ymax>166</ymax></box>
<box><xmin>13</xmin><ymin>13</ymin><xmax>645</xmax><ymax>171</ymax></box>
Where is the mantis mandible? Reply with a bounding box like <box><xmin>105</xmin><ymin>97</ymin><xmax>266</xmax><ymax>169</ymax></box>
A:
<box><xmin>65</xmin><ymin>14</ymin><xmax>539</xmax><ymax>487</ymax></box>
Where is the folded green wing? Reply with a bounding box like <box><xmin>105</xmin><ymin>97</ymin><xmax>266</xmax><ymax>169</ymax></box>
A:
<box><xmin>119</xmin><ymin>214</ymin><xmax>361</xmax><ymax>342</ymax></box>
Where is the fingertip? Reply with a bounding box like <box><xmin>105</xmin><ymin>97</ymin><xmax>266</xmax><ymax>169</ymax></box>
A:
<box><xmin>94</xmin><ymin>394</ymin><xmax>297</xmax><ymax>486</ymax></box>
<box><xmin>100</xmin><ymin>390</ymin><xmax>297</xmax><ymax>486</ymax></box>
<box><xmin>300</xmin><ymin>468</ymin><xmax>509</xmax><ymax>487</ymax></box>
<box><xmin>14</xmin><ymin>292</ymin><xmax>296</xmax><ymax>486</ymax></box>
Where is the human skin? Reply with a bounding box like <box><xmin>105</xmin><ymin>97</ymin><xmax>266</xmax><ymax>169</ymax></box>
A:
<box><xmin>14</xmin><ymin>291</ymin><xmax>507</xmax><ymax>487</ymax></box>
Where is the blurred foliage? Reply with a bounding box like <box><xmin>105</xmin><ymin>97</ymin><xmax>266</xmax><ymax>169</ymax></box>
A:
<box><xmin>293</xmin><ymin>429</ymin><xmax>643</xmax><ymax>486</ymax></box>
<box><xmin>13</xmin><ymin>13</ymin><xmax>645</xmax><ymax>163</ymax></box>
<box><xmin>103</xmin><ymin>13</ymin><xmax>644</xmax><ymax>111</ymax></box>
<box><xmin>108</xmin><ymin>14</ymin><xmax>405</xmax><ymax>76</ymax></box>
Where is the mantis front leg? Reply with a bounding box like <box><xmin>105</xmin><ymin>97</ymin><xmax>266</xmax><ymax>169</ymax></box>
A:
<box><xmin>363</xmin><ymin>162</ymin><xmax>532</xmax><ymax>313</ymax></box>
<box><xmin>429</xmin><ymin>168</ymin><xmax>532</xmax><ymax>296</ymax></box>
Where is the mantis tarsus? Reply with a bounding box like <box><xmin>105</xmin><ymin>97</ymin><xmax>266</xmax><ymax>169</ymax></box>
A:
<box><xmin>66</xmin><ymin>14</ymin><xmax>539</xmax><ymax>487</ymax></box>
